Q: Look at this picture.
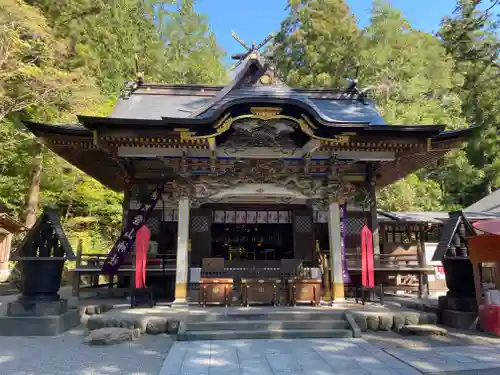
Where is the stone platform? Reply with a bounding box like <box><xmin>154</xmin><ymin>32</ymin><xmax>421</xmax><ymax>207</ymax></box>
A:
<box><xmin>0</xmin><ymin>299</ymin><xmax>82</xmax><ymax>336</ymax></box>
<box><xmin>82</xmin><ymin>302</ymin><xmax>442</xmax><ymax>341</ymax></box>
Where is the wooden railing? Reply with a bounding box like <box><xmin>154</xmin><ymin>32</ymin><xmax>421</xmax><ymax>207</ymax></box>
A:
<box><xmin>74</xmin><ymin>252</ymin><xmax>177</xmax><ymax>273</ymax></box>
<box><xmin>71</xmin><ymin>248</ymin><xmax>177</xmax><ymax>297</ymax></box>
<box><xmin>344</xmin><ymin>252</ymin><xmax>431</xmax><ymax>270</ymax></box>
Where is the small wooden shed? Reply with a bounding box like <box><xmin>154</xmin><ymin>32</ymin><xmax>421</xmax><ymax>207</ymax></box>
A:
<box><xmin>0</xmin><ymin>202</ymin><xmax>26</xmax><ymax>281</ymax></box>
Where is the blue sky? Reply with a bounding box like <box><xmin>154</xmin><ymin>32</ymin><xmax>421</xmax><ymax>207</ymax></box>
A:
<box><xmin>196</xmin><ymin>0</ymin><xmax>461</xmax><ymax>63</ymax></box>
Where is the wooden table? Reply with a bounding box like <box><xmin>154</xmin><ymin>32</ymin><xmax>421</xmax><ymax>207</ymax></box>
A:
<box><xmin>199</xmin><ymin>277</ymin><xmax>233</xmax><ymax>307</ymax></box>
<box><xmin>288</xmin><ymin>279</ymin><xmax>321</xmax><ymax>306</ymax></box>
<box><xmin>242</xmin><ymin>278</ymin><xmax>281</xmax><ymax>306</ymax></box>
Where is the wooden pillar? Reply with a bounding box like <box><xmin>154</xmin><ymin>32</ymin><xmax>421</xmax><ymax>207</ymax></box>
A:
<box><xmin>122</xmin><ymin>186</ymin><xmax>131</xmax><ymax>231</ymax></box>
<box><xmin>0</xmin><ymin>233</ymin><xmax>12</xmax><ymax>281</ymax></box>
<box><xmin>72</xmin><ymin>239</ymin><xmax>83</xmax><ymax>298</ymax></box>
<box><xmin>367</xmin><ymin>163</ymin><xmax>380</xmax><ymax>255</ymax></box>
<box><xmin>418</xmin><ymin>224</ymin><xmax>429</xmax><ymax>298</ymax></box>
<box><xmin>173</xmin><ymin>197</ymin><xmax>190</xmax><ymax>305</ymax></box>
<box><xmin>328</xmin><ymin>202</ymin><xmax>344</xmax><ymax>301</ymax></box>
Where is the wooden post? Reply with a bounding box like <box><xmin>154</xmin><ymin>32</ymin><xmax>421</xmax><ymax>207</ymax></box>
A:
<box><xmin>173</xmin><ymin>197</ymin><xmax>190</xmax><ymax>305</ymax></box>
<box><xmin>72</xmin><ymin>239</ymin><xmax>83</xmax><ymax>298</ymax></box>
<box><xmin>328</xmin><ymin>202</ymin><xmax>344</xmax><ymax>301</ymax></box>
<box><xmin>419</xmin><ymin>224</ymin><xmax>429</xmax><ymax>297</ymax></box>
<box><xmin>472</xmin><ymin>263</ymin><xmax>483</xmax><ymax>311</ymax></box>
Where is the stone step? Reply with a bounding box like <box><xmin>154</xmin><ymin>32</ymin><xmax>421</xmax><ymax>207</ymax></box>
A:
<box><xmin>188</xmin><ymin>311</ymin><xmax>346</xmax><ymax>322</ymax></box>
<box><xmin>187</xmin><ymin>319</ymin><xmax>350</xmax><ymax>331</ymax></box>
<box><xmin>182</xmin><ymin>328</ymin><xmax>353</xmax><ymax>341</ymax></box>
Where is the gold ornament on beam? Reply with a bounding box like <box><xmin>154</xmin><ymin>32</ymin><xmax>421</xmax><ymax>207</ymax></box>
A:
<box><xmin>299</xmin><ymin>115</ymin><xmax>350</xmax><ymax>145</ymax></box>
<box><xmin>250</xmin><ymin>107</ymin><xmax>282</xmax><ymax>120</ymax></box>
<box><xmin>176</xmin><ymin>113</ymin><xmax>232</xmax><ymax>142</ymax></box>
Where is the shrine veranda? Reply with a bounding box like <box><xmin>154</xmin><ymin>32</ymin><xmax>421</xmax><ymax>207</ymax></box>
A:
<box><xmin>24</xmin><ymin>51</ymin><xmax>473</xmax><ymax>304</ymax></box>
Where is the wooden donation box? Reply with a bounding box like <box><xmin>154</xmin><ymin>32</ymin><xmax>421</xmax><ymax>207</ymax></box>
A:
<box><xmin>242</xmin><ymin>278</ymin><xmax>281</xmax><ymax>306</ymax></box>
<box><xmin>199</xmin><ymin>278</ymin><xmax>233</xmax><ymax>307</ymax></box>
<box><xmin>199</xmin><ymin>257</ymin><xmax>232</xmax><ymax>307</ymax></box>
<box><xmin>288</xmin><ymin>279</ymin><xmax>321</xmax><ymax>307</ymax></box>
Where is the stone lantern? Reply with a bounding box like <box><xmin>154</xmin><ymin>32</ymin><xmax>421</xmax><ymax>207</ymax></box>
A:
<box><xmin>0</xmin><ymin>208</ymin><xmax>80</xmax><ymax>336</ymax></box>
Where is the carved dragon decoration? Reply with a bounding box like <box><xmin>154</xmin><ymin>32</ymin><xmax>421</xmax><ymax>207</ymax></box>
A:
<box><xmin>164</xmin><ymin>159</ymin><xmax>355</xmax><ymax>207</ymax></box>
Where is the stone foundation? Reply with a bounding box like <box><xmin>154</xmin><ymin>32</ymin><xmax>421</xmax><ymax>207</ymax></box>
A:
<box><xmin>349</xmin><ymin>310</ymin><xmax>438</xmax><ymax>332</ymax></box>
<box><xmin>441</xmin><ymin>309</ymin><xmax>477</xmax><ymax>330</ymax></box>
<box><xmin>0</xmin><ymin>298</ymin><xmax>82</xmax><ymax>336</ymax></box>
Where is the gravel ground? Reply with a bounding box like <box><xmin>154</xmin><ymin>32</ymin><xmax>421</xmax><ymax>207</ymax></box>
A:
<box><xmin>0</xmin><ymin>326</ymin><xmax>173</xmax><ymax>375</ymax></box>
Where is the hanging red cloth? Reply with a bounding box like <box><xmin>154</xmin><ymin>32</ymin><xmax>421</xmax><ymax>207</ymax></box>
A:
<box><xmin>135</xmin><ymin>225</ymin><xmax>150</xmax><ymax>289</ymax></box>
<box><xmin>361</xmin><ymin>225</ymin><xmax>375</xmax><ymax>288</ymax></box>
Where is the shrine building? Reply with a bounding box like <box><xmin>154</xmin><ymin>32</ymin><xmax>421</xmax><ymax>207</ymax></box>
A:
<box><xmin>24</xmin><ymin>48</ymin><xmax>473</xmax><ymax>304</ymax></box>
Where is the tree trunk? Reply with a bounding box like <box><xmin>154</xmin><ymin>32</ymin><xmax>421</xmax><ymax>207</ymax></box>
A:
<box><xmin>23</xmin><ymin>141</ymin><xmax>43</xmax><ymax>228</ymax></box>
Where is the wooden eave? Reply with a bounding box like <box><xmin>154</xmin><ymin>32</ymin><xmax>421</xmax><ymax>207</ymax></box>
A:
<box><xmin>23</xmin><ymin>122</ymin><xmax>127</xmax><ymax>191</ymax></box>
<box><xmin>376</xmin><ymin>127</ymin><xmax>473</xmax><ymax>187</ymax></box>
<box><xmin>0</xmin><ymin>213</ymin><xmax>26</xmax><ymax>233</ymax></box>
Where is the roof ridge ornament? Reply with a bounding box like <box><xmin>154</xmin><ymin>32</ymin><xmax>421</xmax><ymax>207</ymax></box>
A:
<box><xmin>341</xmin><ymin>66</ymin><xmax>372</xmax><ymax>105</ymax></box>
<box><xmin>230</xmin><ymin>31</ymin><xmax>275</xmax><ymax>69</ymax></box>
<box><xmin>119</xmin><ymin>54</ymin><xmax>144</xmax><ymax>99</ymax></box>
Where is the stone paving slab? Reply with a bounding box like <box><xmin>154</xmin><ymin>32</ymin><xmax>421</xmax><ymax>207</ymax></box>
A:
<box><xmin>386</xmin><ymin>345</ymin><xmax>500</xmax><ymax>373</ymax></box>
<box><xmin>158</xmin><ymin>338</ymin><xmax>424</xmax><ymax>375</ymax></box>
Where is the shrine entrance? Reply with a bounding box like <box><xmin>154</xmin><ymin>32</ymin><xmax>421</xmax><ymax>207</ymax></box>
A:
<box><xmin>210</xmin><ymin>208</ymin><xmax>294</xmax><ymax>261</ymax></box>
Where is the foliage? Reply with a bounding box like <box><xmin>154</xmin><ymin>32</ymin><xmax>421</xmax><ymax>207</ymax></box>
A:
<box><xmin>439</xmin><ymin>0</ymin><xmax>500</xmax><ymax>200</ymax></box>
<box><xmin>156</xmin><ymin>0</ymin><xmax>228</xmax><ymax>84</ymax></box>
<box><xmin>0</xmin><ymin>0</ymin><xmax>227</xmax><ymax>253</ymax></box>
<box><xmin>272</xmin><ymin>0</ymin><xmax>361</xmax><ymax>87</ymax></box>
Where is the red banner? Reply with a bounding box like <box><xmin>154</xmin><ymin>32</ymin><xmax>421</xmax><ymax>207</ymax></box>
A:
<box><xmin>361</xmin><ymin>225</ymin><xmax>375</xmax><ymax>288</ymax></box>
<box><xmin>135</xmin><ymin>225</ymin><xmax>150</xmax><ymax>289</ymax></box>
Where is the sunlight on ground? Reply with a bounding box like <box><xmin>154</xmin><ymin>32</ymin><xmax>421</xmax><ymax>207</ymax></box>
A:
<box><xmin>0</xmin><ymin>355</ymin><xmax>13</xmax><ymax>364</ymax></box>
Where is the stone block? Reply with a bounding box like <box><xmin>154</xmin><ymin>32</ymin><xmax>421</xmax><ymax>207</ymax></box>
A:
<box><xmin>84</xmin><ymin>304</ymin><xmax>113</xmax><ymax>315</ymax></box>
<box><xmin>0</xmin><ymin>309</ymin><xmax>81</xmax><ymax>336</ymax></box>
<box><xmin>7</xmin><ymin>299</ymin><xmax>67</xmax><ymax>317</ymax></box>
<box><xmin>83</xmin><ymin>327</ymin><xmax>141</xmax><ymax>345</ymax></box>
<box><xmin>400</xmin><ymin>324</ymin><xmax>448</xmax><ymax>336</ymax></box>
<box><xmin>146</xmin><ymin>317</ymin><xmax>168</xmax><ymax>334</ymax></box>
<box><xmin>350</xmin><ymin>312</ymin><xmax>367</xmax><ymax>332</ymax></box>
<box><xmin>86</xmin><ymin>315</ymin><xmax>107</xmax><ymax>331</ymax></box>
<box><xmin>393</xmin><ymin>313</ymin><xmax>405</xmax><ymax>332</ymax></box>
<box><xmin>167</xmin><ymin>319</ymin><xmax>180</xmax><ymax>334</ymax></box>
<box><xmin>378</xmin><ymin>313</ymin><xmax>394</xmax><ymax>331</ymax></box>
<box><xmin>439</xmin><ymin>296</ymin><xmax>477</xmax><ymax>312</ymax></box>
<box><xmin>441</xmin><ymin>309</ymin><xmax>477</xmax><ymax>329</ymax></box>
<box><xmin>366</xmin><ymin>314</ymin><xmax>379</xmax><ymax>331</ymax></box>
<box><xmin>344</xmin><ymin>312</ymin><xmax>362</xmax><ymax>338</ymax></box>
<box><xmin>404</xmin><ymin>312</ymin><xmax>420</xmax><ymax>325</ymax></box>
<box><xmin>418</xmin><ymin>312</ymin><xmax>438</xmax><ymax>325</ymax></box>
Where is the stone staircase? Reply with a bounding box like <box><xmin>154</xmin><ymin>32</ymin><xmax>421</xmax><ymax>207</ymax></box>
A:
<box><xmin>179</xmin><ymin>309</ymin><xmax>355</xmax><ymax>341</ymax></box>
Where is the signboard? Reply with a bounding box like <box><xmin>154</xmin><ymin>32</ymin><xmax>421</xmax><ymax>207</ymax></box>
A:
<box><xmin>101</xmin><ymin>182</ymin><xmax>164</xmax><ymax>276</ymax></box>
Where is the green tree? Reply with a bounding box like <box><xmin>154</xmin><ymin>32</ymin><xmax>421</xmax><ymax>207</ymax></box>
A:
<box><xmin>157</xmin><ymin>0</ymin><xmax>228</xmax><ymax>84</ymax></box>
<box><xmin>25</xmin><ymin>0</ymin><xmax>169</xmax><ymax>95</ymax></box>
<box><xmin>272</xmin><ymin>0</ymin><xmax>361</xmax><ymax>88</ymax></box>
<box><xmin>438</xmin><ymin>0</ymin><xmax>500</xmax><ymax>201</ymax></box>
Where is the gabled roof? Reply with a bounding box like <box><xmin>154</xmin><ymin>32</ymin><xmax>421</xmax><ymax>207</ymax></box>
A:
<box><xmin>14</xmin><ymin>208</ymin><xmax>75</xmax><ymax>260</ymax></box>
<box><xmin>432</xmin><ymin>211</ymin><xmax>475</xmax><ymax>261</ymax></box>
<box><xmin>465</xmin><ymin>189</ymin><xmax>500</xmax><ymax>213</ymax></box>
<box><xmin>109</xmin><ymin>52</ymin><xmax>388</xmax><ymax>125</ymax></box>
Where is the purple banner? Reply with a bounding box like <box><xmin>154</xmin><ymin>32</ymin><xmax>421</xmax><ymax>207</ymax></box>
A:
<box><xmin>341</xmin><ymin>203</ymin><xmax>351</xmax><ymax>284</ymax></box>
<box><xmin>101</xmin><ymin>182</ymin><xmax>165</xmax><ymax>276</ymax></box>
